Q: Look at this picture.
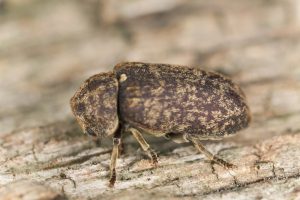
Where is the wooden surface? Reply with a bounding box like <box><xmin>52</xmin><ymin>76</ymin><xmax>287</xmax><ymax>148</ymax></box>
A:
<box><xmin>0</xmin><ymin>0</ymin><xmax>300</xmax><ymax>199</ymax></box>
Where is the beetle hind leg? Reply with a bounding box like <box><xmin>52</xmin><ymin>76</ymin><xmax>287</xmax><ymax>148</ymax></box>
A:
<box><xmin>129</xmin><ymin>128</ymin><xmax>158</xmax><ymax>166</ymax></box>
<box><xmin>188</xmin><ymin>137</ymin><xmax>237</xmax><ymax>169</ymax></box>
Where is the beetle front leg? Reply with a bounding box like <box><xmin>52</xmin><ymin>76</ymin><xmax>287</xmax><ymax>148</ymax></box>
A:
<box><xmin>109</xmin><ymin>137</ymin><xmax>121</xmax><ymax>187</ymax></box>
<box><xmin>108</xmin><ymin>125</ymin><xmax>123</xmax><ymax>187</ymax></box>
<box><xmin>129</xmin><ymin>128</ymin><xmax>158</xmax><ymax>166</ymax></box>
<box><xmin>189</xmin><ymin>137</ymin><xmax>237</xmax><ymax>169</ymax></box>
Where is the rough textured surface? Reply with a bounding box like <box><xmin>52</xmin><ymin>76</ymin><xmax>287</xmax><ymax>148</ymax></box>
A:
<box><xmin>0</xmin><ymin>122</ymin><xmax>299</xmax><ymax>199</ymax></box>
<box><xmin>0</xmin><ymin>180</ymin><xmax>67</xmax><ymax>200</ymax></box>
<box><xmin>0</xmin><ymin>0</ymin><xmax>300</xmax><ymax>200</ymax></box>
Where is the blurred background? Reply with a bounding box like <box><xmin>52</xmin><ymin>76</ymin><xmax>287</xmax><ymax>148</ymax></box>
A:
<box><xmin>1</xmin><ymin>0</ymin><xmax>300</xmax><ymax>142</ymax></box>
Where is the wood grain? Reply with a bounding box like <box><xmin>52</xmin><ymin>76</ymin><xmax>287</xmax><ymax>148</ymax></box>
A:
<box><xmin>0</xmin><ymin>0</ymin><xmax>300</xmax><ymax>199</ymax></box>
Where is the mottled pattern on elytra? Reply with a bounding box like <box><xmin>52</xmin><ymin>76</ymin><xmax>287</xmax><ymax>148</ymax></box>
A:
<box><xmin>114</xmin><ymin>62</ymin><xmax>251</xmax><ymax>139</ymax></box>
<box><xmin>70</xmin><ymin>72</ymin><xmax>119</xmax><ymax>138</ymax></box>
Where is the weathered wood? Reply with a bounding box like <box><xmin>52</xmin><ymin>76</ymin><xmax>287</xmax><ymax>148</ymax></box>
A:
<box><xmin>0</xmin><ymin>120</ymin><xmax>299</xmax><ymax>199</ymax></box>
<box><xmin>0</xmin><ymin>180</ymin><xmax>67</xmax><ymax>200</ymax></box>
<box><xmin>0</xmin><ymin>0</ymin><xmax>300</xmax><ymax>199</ymax></box>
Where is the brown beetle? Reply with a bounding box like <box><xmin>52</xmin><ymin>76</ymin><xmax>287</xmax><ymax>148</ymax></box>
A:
<box><xmin>70</xmin><ymin>62</ymin><xmax>251</xmax><ymax>187</ymax></box>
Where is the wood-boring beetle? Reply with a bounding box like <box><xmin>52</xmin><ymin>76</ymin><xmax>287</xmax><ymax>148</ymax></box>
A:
<box><xmin>70</xmin><ymin>62</ymin><xmax>251</xmax><ymax>187</ymax></box>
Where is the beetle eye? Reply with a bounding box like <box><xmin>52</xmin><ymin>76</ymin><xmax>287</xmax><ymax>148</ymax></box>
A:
<box><xmin>85</xmin><ymin>127</ymin><xmax>97</xmax><ymax>137</ymax></box>
<box><xmin>75</xmin><ymin>103</ymin><xmax>85</xmax><ymax>115</ymax></box>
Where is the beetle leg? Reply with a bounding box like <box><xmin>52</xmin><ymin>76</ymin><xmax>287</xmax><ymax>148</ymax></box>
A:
<box><xmin>129</xmin><ymin>128</ymin><xmax>158</xmax><ymax>166</ymax></box>
<box><xmin>109</xmin><ymin>125</ymin><xmax>122</xmax><ymax>187</ymax></box>
<box><xmin>118</xmin><ymin>139</ymin><xmax>125</xmax><ymax>155</ymax></box>
<box><xmin>189</xmin><ymin>137</ymin><xmax>237</xmax><ymax>169</ymax></box>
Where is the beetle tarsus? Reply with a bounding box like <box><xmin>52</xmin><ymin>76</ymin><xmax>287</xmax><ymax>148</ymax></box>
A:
<box><xmin>212</xmin><ymin>156</ymin><xmax>237</xmax><ymax>169</ymax></box>
<box><xmin>149</xmin><ymin>148</ymin><xmax>158</xmax><ymax>167</ymax></box>
<box><xmin>109</xmin><ymin>169</ymin><xmax>116</xmax><ymax>187</ymax></box>
<box><xmin>189</xmin><ymin>137</ymin><xmax>237</xmax><ymax>170</ymax></box>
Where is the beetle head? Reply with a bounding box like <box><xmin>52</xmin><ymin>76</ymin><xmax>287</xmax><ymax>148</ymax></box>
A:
<box><xmin>70</xmin><ymin>72</ymin><xmax>119</xmax><ymax>138</ymax></box>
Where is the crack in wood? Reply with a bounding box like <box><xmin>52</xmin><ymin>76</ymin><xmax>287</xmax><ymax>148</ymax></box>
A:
<box><xmin>41</xmin><ymin>149</ymin><xmax>111</xmax><ymax>170</ymax></box>
<box><xmin>180</xmin><ymin>172</ymin><xmax>300</xmax><ymax>197</ymax></box>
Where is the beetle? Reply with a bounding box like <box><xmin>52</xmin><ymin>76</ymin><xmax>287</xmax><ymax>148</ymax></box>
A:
<box><xmin>70</xmin><ymin>62</ymin><xmax>251</xmax><ymax>187</ymax></box>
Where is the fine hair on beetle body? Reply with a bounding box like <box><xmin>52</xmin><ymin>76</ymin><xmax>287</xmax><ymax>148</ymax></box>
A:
<box><xmin>70</xmin><ymin>62</ymin><xmax>251</xmax><ymax>187</ymax></box>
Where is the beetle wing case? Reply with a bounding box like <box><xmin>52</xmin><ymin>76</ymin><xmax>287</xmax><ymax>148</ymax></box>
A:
<box><xmin>70</xmin><ymin>72</ymin><xmax>119</xmax><ymax>138</ymax></box>
<box><xmin>114</xmin><ymin>62</ymin><xmax>251</xmax><ymax>139</ymax></box>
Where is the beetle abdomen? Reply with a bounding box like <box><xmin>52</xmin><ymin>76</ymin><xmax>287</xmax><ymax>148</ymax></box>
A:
<box><xmin>115</xmin><ymin>62</ymin><xmax>251</xmax><ymax>138</ymax></box>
